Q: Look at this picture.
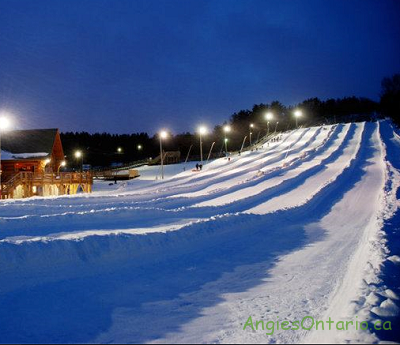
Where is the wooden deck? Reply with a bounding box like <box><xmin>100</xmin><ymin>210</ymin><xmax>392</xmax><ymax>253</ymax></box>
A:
<box><xmin>1</xmin><ymin>172</ymin><xmax>93</xmax><ymax>199</ymax></box>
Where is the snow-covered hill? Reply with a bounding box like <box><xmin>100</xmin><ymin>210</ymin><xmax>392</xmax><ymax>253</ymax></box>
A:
<box><xmin>0</xmin><ymin>121</ymin><xmax>399</xmax><ymax>343</ymax></box>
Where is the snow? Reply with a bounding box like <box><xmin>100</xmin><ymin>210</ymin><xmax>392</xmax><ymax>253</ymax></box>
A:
<box><xmin>0</xmin><ymin>150</ymin><xmax>49</xmax><ymax>160</ymax></box>
<box><xmin>0</xmin><ymin>121</ymin><xmax>399</xmax><ymax>344</ymax></box>
<box><xmin>135</xmin><ymin>161</ymin><xmax>203</xmax><ymax>180</ymax></box>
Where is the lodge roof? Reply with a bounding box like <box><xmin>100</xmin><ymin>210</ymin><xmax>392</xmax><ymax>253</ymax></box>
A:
<box><xmin>1</xmin><ymin>129</ymin><xmax>59</xmax><ymax>159</ymax></box>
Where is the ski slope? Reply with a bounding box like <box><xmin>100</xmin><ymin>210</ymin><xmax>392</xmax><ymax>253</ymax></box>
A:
<box><xmin>0</xmin><ymin>121</ymin><xmax>399</xmax><ymax>344</ymax></box>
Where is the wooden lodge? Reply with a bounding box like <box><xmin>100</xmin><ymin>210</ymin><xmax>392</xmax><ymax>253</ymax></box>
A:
<box><xmin>0</xmin><ymin>129</ymin><xmax>92</xmax><ymax>199</ymax></box>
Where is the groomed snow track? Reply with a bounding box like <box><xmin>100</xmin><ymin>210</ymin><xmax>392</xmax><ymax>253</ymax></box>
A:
<box><xmin>0</xmin><ymin>121</ymin><xmax>399</xmax><ymax>343</ymax></box>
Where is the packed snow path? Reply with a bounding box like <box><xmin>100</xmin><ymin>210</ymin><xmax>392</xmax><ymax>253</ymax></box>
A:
<box><xmin>0</xmin><ymin>121</ymin><xmax>399</xmax><ymax>343</ymax></box>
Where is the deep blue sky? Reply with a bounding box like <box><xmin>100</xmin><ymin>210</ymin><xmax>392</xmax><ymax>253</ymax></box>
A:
<box><xmin>0</xmin><ymin>0</ymin><xmax>399</xmax><ymax>134</ymax></box>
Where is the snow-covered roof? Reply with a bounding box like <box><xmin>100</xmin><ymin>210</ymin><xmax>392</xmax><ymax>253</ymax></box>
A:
<box><xmin>1</xmin><ymin>150</ymin><xmax>50</xmax><ymax>160</ymax></box>
<box><xmin>0</xmin><ymin>129</ymin><xmax>58</xmax><ymax>161</ymax></box>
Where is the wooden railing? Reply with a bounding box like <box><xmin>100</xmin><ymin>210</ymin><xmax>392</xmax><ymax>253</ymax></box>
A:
<box><xmin>1</xmin><ymin>172</ymin><xmax>93</xmax><ymax>199</ymax></box>
<box><xmin>29</xmin><ymin>172</ymin><xmax>93</xmax><ymax>185</ymax></box>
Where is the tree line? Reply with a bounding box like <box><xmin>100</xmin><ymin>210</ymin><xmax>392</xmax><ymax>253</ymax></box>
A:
<box><xmin>61</xmin><ymin>74</ymin><xmax>400</xmax><ymax>168</ymax></box>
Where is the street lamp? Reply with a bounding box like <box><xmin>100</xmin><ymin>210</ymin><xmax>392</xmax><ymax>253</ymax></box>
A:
<box><xmin>0</xmin><ymin>117</ymin><xmax>10</xmax><ymax>130</ymax></box>
<box><xmin>265</xmin><ymin>112</ymin><xmax>274</xmax><ymax>137</ymax></box>
<box><xmin>58</xmin><ymin>161</ymin><xmax>66</xmax><ymax>174</ymax></box>
<box><xmin>75</xmin><ymin>150</ymin><xmax>83</xmax><ymax>172</ymax></box>
<box><xmin>223</xmin><ymin>125</ymin><xmax>231</xmax><ymax>156</ymax></box>
<box><xmin>294</xmin><ymin>110</ymin><xmax>302</xmax><ymax>128</ymax></box>
<box><xmin>159</xmin><ymin>130</ymin><xmax>168</xmax><ymax>179</ymax></box>
<box><xmin>117</xmin><ymin>147</ymin><xmax>123</xmax><ymax>154</ymax></box>
<box><xmin>0</xmin><ymin>115</ymin><xmax>11</xmax><ymax>199</ymax></box>
<box><xmin>198</xmin><ymin>126</ymin><xmax>208</xmax><ymax>165</ymax></box>
<box><xmin>137</xmin><ymin>144</ymin><xmax>142</xmax><ymax>151</ymax></box>
<box><xmin>274</xmin><ymin>121</ymin><xmax>279</xmax><ymax>133</ymax></box>
<box><xmin>265</xmin><ymin>112</ymin><xmax>274</xmax><ymax>121</ymax></box>
<box><xmin>44</xmin><ymin>158</ymin><xmax>51</xmax><ymax>172</ymax></box>
<box><xmin>249</xmin><ymin>123</ymin><xmax>254</xmax><ymax>146</ymax></box>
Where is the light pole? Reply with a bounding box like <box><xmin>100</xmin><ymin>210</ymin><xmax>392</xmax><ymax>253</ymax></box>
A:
<box><xmin>265</xmin><ymin>112</ymin><xmax>274</xmax><ymax>137</ymax></box>
<box><xmin>294</xmin><ymin>110</ymin><xmax>302</xmax><ymax>128</ymax></box>
<box><xmin>249</xmin><ymin>123</ymin><xmax>254</xmax><ymax>146</ymax></box>
<box><xmin>44</xmin><ymin>158</ymin><xmax>51</xmax><ymax>173</ymax></box>
<box><xmin>57</xmin><ymin>161</ymin><xmax>66</xmax><ymax>175</ymax></box>
<box><xmin>274</xmin><ymin>121</ymin><xmax>279</xmax><ymax>133</ymax></box>
<box><xmin>137</xmin><ymin>144</ymin><xmax>143</xmax><ymax>159</ymax></box>
<box><xmin>0</xmin><ymin>116</ymin><xmax>11</xmax><ymax>199</ymax></box>
<box><xmin>223</xmin><ymin>125</ymin><xmax>231</xmax><ymax>156</ymax></box>
<box><xmin>198</xmin><ymin>126</ymin><xmax>207</xmax><ymax>165</ymax></box>
<box><xmin>159</xmin><ymin>131</ymin><xmax>168</xmax><ymax>179</ymax></box>
<box><xmin>75</xmin><ymin>150</ymin><xmax>83</xmax><ymax>172</ymax></box>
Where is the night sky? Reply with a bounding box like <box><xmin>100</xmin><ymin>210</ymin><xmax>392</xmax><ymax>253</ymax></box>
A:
<box><xmin>0</xmin><ymin>0</ymin><xmax>399</xmax><ymax>134</ymax></box>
